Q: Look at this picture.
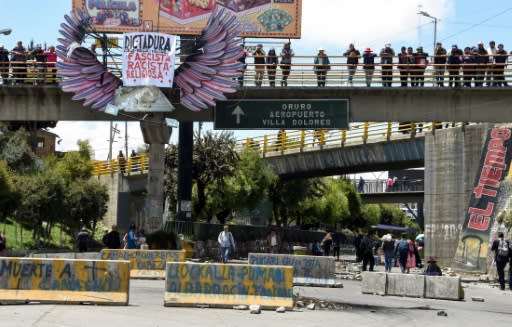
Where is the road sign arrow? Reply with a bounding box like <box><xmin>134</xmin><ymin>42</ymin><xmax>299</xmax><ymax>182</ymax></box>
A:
<box><xmin>232</xmin><ymin>106</ymin><xmax>245</xmax><ymax>124</ymax></box>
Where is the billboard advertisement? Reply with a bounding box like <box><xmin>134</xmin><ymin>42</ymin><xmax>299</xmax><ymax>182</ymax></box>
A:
<box><xmin>72</xmin><ymin>0</ymin><xmax>302</xmax><ymax>38</ymax></box>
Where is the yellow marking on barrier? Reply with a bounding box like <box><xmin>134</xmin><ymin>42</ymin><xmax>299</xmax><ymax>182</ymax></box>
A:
<box><xmin>164</xmin><ymin>263</ymin><xmax>294</xmax><ymax>309</ymax></box>
<box><xmin>0</xmin><ymin>258</ymin><xmax>130</xmax><ymax>305</ymax></box>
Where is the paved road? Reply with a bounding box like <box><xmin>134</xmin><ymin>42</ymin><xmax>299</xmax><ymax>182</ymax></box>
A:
<box><xmin>1</xmin><ymin>277</ymin><xmax>511</xmax><ymax>327</ymax></box>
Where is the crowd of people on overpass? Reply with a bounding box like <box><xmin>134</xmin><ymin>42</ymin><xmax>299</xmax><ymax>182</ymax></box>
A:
<box><xmin>243</xmin><ymin>40</ymin><xmax>511</xmax><ymax>88</ymax></box>
<box><xmin>1</xmin><ymin>39</ymin><xmax>510</xmax><ymax>88</ymax></box>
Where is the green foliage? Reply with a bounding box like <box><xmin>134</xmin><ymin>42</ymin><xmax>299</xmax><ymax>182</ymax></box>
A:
<box><xmin>361</xmin><ymin>204</ymin><xmax>381</xmax><ymax>230</ymax></box>
<box><xmin>0</xmin><ymin>160</ymin><xmax>20</xmax><ymax>220</ymax></box>
<box><xmin>0</xmin><ymin>126</ymin><xmax>36</xmax><ymax>173</ymax></box>
<box><xmin>54</xmin><ymin>141</ymin><xmax>94</xmax><ymax>181</ymax></box>
<box><xmin>214</xmin><ymin>150</ymin><xmax>277</xmax><ymax>211</ymax></box>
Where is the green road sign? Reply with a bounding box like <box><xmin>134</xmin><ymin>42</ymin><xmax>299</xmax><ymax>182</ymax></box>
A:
<box><xmin>214</xmin><ymin>99</ymin><xmax>349</xmax><ymax>130</ymax></box>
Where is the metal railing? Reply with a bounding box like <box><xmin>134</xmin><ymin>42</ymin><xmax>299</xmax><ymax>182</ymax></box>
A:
<box><xmin>349</xmin><ymin>178</ymin><xmax>424</xmax><ymax>193</ymax></box>
<box><xmin>2</xmin><ymin>54</ymin><xmax>512</xmax><ymax>88</ymax></box>
<box><xmin>236</xmin><ymin>122</ymin><xmax>468</xmax><ymax>157</ymax></box>
<box><xmin>92</xmin><ymin>153</ymin><xmax>149</xmax><ymax>176</ymax></box>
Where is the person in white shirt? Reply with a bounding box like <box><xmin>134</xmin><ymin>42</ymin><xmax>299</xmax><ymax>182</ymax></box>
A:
<box><xmin>486</xmin><ymin>40</ymin><xmax>496</xmax><ymax>86</ymax></box>
<box><xmin>266</xmin><ymin>229</ymin><xmax>281</xmax><ymax>254</ymax></box>
<box><xmin>218</xmin><ymin>225</ymin><xmax>235</xmax><ymax>263</ymax></box>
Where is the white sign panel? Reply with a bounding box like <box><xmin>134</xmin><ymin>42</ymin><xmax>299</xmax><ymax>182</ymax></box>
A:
<box><xmin>122</xmin><ymin>32</ymin><xmax>177</xmax><ymax>87</ymax></box>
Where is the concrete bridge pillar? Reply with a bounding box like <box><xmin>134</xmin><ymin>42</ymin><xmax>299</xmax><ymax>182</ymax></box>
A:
<box><xmin>140</xmin><ymin>115</ymin><xmax>172</xmax><ymax>233</ymax></box>
<box><xmin>424</xmin><ymin>124</ymin><xmax>491</xmax><ymax>267</ymax></box>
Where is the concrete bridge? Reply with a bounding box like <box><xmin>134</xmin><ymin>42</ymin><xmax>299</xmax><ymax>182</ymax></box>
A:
<box><xmin>1</xmin><ymin>85</ymin><xmax>512</xmax><ymax>122</ymax></box>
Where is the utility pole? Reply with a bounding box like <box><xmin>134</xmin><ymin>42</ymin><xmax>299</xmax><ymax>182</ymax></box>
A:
<box><xmin>108</xmin><ymin>122</ymin><xmax>120</xmax><ymax>161</ymax></box>
<box><xmin>125</xmin><ymin>121</ymin><xmax>128</xmax><ymax>159</ymax></box>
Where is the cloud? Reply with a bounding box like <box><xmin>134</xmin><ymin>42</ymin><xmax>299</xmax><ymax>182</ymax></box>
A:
<box><xmin>298</xmin><ymin>0</ymin><xmax>454</xmax><ymax>53</ymax></box>
<box><xmin>52</xmin><ymin>121</ymin><xmax>149</xmax><ymax>160</ymax></box>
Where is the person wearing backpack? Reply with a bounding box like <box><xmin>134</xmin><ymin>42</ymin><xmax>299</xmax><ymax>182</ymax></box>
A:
<box><xmin>381</xmin><ymin>233</ymin><xmax>395</xmax><ymax>273</ymax></box>
<box><xmin>491</xmin><ymin>232</ymin><xmax>511</xmax><ymax>290</ymax></box>
<box><xmin>395</xmin><ymin>233</ymin><xmax>410</xmax><ymax>273</ymax></box>
<box><xmin>359</xmin><ymin>230</ymin><xmax>376</xmax><ymax>271</ymax></box>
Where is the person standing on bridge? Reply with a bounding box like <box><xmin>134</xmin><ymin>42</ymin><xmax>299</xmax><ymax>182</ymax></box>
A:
<box><xmin>11</xmin><ymin>41</ymin><xmax>27</xmax><ymax>85</ymax></box>
<box><xmin>117</xmin><ymin>150</ymin><xmax>126</xmax><ymax>174</ymax></box>
<box><xmin>253</xmin><ymin>44</ymin><xmax>266</xmax><ymax>87</ymax></box>
<box><xmin>462</xmin><ymin>47</ymin><xmax>476</xmax><ymax>88</ymax></box>
<box><xmin>357</xmin><ymin>176</ymin><xmax>365</xmax><ymax>193</ymax></box>
<box><xmin>362</xmin><ymin>48</ymin><xmax>377</xmax><ymax>87</ymax></box>
<box><xmin>314</xmin><ymin>48</ymin><xmax>330</xmax><ymax>87</ymax></box>
<box><xmin>397</xmin><ymin>46</ymin><xmax>409</xmax><ymax>87</ymax></box>
<box><xmin>486</xmin><ymin>41</ymin><xmax>496</xmax><ymax>87</ymax></box>
<box><xmin>379</xmin><ymin>43</ymin><xmax>395</xmax><ymax>87</ymax></box>
<box><xmin>343</xmin><ymin>43</ymin><xmax>360</xmax><ymax>86</ymax></box>
<box><xmin>433</xmin><ymin>42</ymin><xmax>447</xmax><ymax>87</ymax></box>
<box><xmin>474</xmin><ymin>42</ymin><xmax>488</xmax><ymax>87</ymax></box>
<box><xmin>413</xmin><ymin>46</ymin><xmax>428</xmax><ymax>87</ymax></box>
<box><xmin>266</xmin><ymin>48</ymin><xmax>278</xmax><ymax>87</ymax></box>
<box><xmin>31</xmin><ymin>44</ymin><xmax>46</xmax><ymax>85</ymax></box>
<box><xmin>44</xmin><ymin>45</ymin><xmax>57</xmax><ymax>84</ymax></box>
<box><xmin>0</xmin><ymin>44</ymin><xmax>9</xmax><ymax>85</ymax></box>
<box><xmin>448</xmin><ymin>45</ymin><xmax>462</xmax><ymax>88</ymax></box>
<box><xmin>280</xmin><ymin>42</ymin><xmax>294</xmax><ymax>87</ymax></box>
<box><xmin>494</xmin><ymin>43</ymin><xmax>508</xmax><ymax>87</ymax></box>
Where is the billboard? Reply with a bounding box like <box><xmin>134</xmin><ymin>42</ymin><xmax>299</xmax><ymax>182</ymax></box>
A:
<box><xmin>452</xmin><ymin>128</ymin><xmax>512</xmax><ymax>272</ymax></box>
<box><xmin>72</xmin><ymin>0</ymin><xmax>302</xmax><ymax>38</ymax></box>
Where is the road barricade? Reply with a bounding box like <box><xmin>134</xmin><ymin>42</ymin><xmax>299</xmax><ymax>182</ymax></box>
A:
<box><xmin>100</xmin><ymin>249</ymin><xmax>186</xmax><ymax>279</ymax></box>
<box><xmin>0</xmin><ymin>257</ymin><xmax>130</xmax><ymax>305</ymax></box>
<box><xmin>361</xmin><ymin>272</ymin><xmax>464</xmax><ymax>300</ymax></box>
<box><xmin>164</xmin><ymin>262</ymin><xmax>293</xmax><ymax>309</ymax></box>
<box><xmin>248</xmin><ymin>253</ymin><xmax>338</xmax><ymax>287</ymax></box>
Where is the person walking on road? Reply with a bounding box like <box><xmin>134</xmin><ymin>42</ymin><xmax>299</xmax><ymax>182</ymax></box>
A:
<box><xmin>491</xmin><ymin>232</ymin><xmax>511</xmax><ymax>290</ymax></box>
<box><xmin>218</xmin><ymin>225</ymin><xmax>236</xmax><ymax>263</ymax></box>
<box><xmin>381</xmin><ymin>233</ymin><xmax>395</xmax><ymax>273</ymax></box>
<box><xmin>321</xmin><ymin>232</ymin><xmax>333</xmax><ymax>257</ymax></box>
<box><xmin>360</xmin><ymin>230</ymin><xmax>376</xmax><ymax>271</ymax></box>
<box><xmin>395</xmin><ymin>233</ymin><xmax>410</xmax><ymax>273</ymax></box>
<box><xmin>77</xmin><ymin>228</ymin><xmax>89</xmax><ymax>252</ymax></box>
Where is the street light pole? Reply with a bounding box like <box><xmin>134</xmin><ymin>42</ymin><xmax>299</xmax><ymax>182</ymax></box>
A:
<box><xmin>417</xmin><ymin>11</ymin><xmax>438</xmax><ymax>53</ymax></box>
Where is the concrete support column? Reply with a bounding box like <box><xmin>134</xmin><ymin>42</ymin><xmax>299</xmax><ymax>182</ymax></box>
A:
<box><xmin>424</xmin><ymin>124</ymin><xmax>491</xmax><ymax>267</ymax></box>
<box><xmin>146</xmin><ymin>143</ymin><xmax>166</xmax><ymax>233</ymax></box>
<box><xmin>140</xmin><ymin>114</ymin><xmax>172</xmax><ymax>233</ymax></box>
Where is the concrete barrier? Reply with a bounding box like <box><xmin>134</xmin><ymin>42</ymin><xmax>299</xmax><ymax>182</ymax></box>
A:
<box><xmin>248</xmin><ymin>253</ymin><xmax>337</xmax><ymax>287</ymax></box>
<box><xmin>387</xmin><ymin>273</ymin><xmax>425</xmax><ymax>298</ymax></box>
<box><xmin>100</xmin><ymin>249</ymin><xmax>186</xmax><ymax>279</ymax></box>
<box><xmin>361</xmin><ymin>271</ymin><xmax>387</xmax><ymax>295</ymax></box>
<box><xmin>425</xmin><ymin>275</ymin><xmax>464</xmax><ymax>300</ymax></box>
<box><xmin>361</xmin><ymin>273</ymin><xmax>464</xmax><ymax>300</ymax></box>
<box><xmin>164</xmin><ymin>262</ymin><xmax>294</xmax><ymax>309</ymax></box>
<box><xmin>0</xmin><ymin>257</ymin><xmax>130</xmax><ymax>305</ymax></box>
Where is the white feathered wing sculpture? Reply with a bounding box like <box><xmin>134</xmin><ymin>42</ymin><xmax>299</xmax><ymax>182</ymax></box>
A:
<box><xmin>57</xmin><ymin>7</ymin><xmax>244</xmax><ymax>112</ymax></box>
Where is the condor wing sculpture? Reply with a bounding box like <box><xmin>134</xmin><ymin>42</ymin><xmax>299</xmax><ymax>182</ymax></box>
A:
<box><xmin>57</xmin><ymin>7</ymin><xmax>243</xmax><ymax>112</ymax></box>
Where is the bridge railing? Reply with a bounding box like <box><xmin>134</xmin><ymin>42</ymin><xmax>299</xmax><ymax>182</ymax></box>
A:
<box><xmin>349</xmin><ymin>178</ymin><xmax>424</xmax><ymax>193</ymax></box>
<box><xmin>2</xmin><ymin>54</ymin><xmax>512</xmax><ymax>87</ymax></box>
<box><xmin>236</xmin><ymin>122</ymin><xmax>468</xmax><ymax>157</ymax></box>
<box><xmin>92</xmin><ymin>153</ymin><xmax>149</xmax><ymax>177</ymax></box>
<box><xmin>90</xmin><ymin>122</ymin><xmax>465</xmax><ymax>176</ymax></box>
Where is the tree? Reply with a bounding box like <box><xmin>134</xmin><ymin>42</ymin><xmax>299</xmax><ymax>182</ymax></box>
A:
<box><xmin>0</xmin><ymin>160</ymin><xmax>20</xmax><ymax>222</ymax></box>
<box><xmin>210</xmin><ymin>149</ymin><xmax>277</xmax><ymax>212</ymax></box>
<box><xmin>0</xmin><ymin>125</ymin><xmax>37</xmax><ymax>173</ymax></box>
<box><xmin>192</xmin><ymin>131</ymin><xmax>239</xmax><ymax>218</ymax></box>
<box><xmin>269</xmin><ymin>178</ymin><xmax>325</xmax><ymax>227</ymax></box>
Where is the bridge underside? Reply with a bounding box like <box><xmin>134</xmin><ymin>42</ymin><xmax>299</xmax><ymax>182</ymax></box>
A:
<box><xmin>264</xmin><ymin>138</ymin><xmax>424</xmax><ymax>179</ymax></box>
<box><xmin>361</xmin><ymin>191</ymin><xmax>424</xmax><ymax>204</ymax></box>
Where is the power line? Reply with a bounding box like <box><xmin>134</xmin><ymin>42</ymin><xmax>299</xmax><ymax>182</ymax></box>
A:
<box><xmin>440</xmin><ymin>7</ymin><xmax>512</xmax><ymax>42</ymax></box>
